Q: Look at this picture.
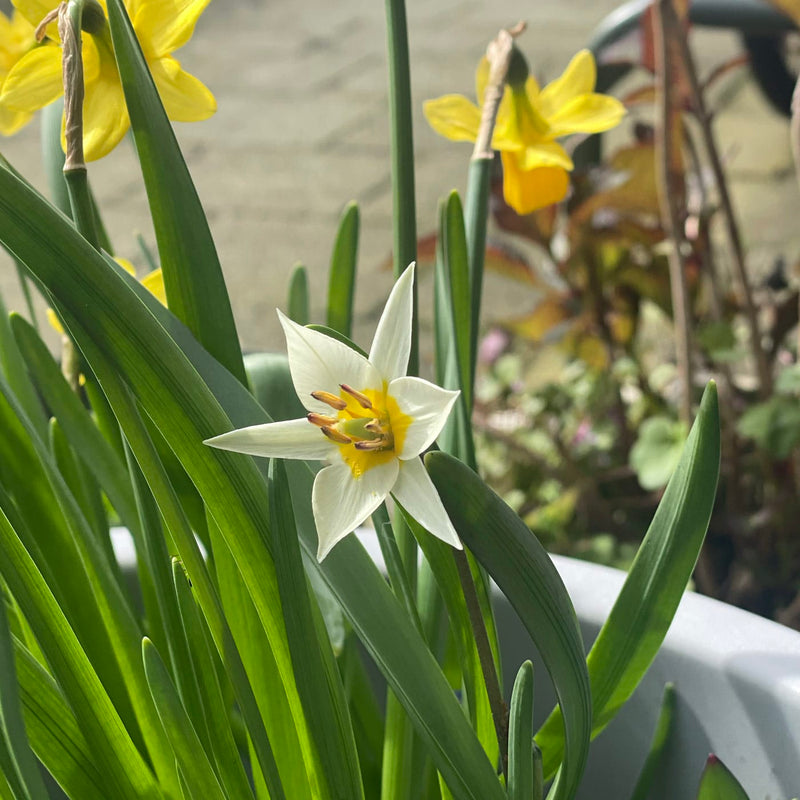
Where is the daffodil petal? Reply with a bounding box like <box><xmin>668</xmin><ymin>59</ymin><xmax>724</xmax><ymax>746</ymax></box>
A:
<box><xmin>12</xmin><ymin>0</ymin><xmax>58</xmax><ymax>36</ymax></box>
<box><xmin>149</xmin><ymin>56</ymin><xmax>216</xmax><ymax>122</ymax></box>
<box><xmin>369</xmin><ymin>262</ymin><xmax>414</xmax><ymax>382</ymax></box>
<box><xmin>77</xmin><ymin>65</ymin><xmax>130</xmax><ymax>161</ymax></box>
<box><xmin>423</xmin><ymin>94</ymin><xmax>481</xmax><ymax>144</ymax></box>
<box><xmin>204</xmin><ymin>418</ymin><xmax>336</xmax><ymax>460</ymax></box>
<box><xmin>1</xmin><ymin>45</ymin><xmax>62</xmax><ymax>112</ymax></box>
<box><xmin>475</xmin><ymin>56</ymin><xmax>489</xmax><ymax>107</ymax></box>
<box><xmin>140</xmin><ymin>269</ymin><xmax>167</xmax><ymax>306</ymax></box>
<box><xmin>313</xmin><ymin>460</ymin><xmax>398</xmax><ymax>560</ymax></box>
<box><xmin>134</xmin><ymin>0</ymin><xmax>209</xmax><ymax>57</ymax></box>
<box><xmin>389</xmin><ymin>376</ymin><xmax>459</xmax><ymax>459</ymax></box>
<box><xmin>546</xmin><ymin>94</ymin><xmax>626</xmax><ymax>137</ymax></box>
<box><xmin>517</xmin><ymin>140</ymin><xmax>572</xmax><ymax>172</ymax></box>
<box><xmin>392</xmin><ymin>457</ymin><xmax>461</xmax><ymax>549</ymax></box>
<box><xmin>0</xmin><ymin>104</ymin><xmax>31</xmax><ymax>135</ymax></box>
<box><xmin>278</xmin><ymin>310</ymin><xmax>382</xmax><ymax>415</ymax></box>
<box><xmin>538</xmin><ymin>49</ymin><xmax>596</xmax><ymax>118</ymax></box>
<box><xmin>501</xmin><ymin>152</ymin><xmax>570</xmax><ymax>215</ymax></box>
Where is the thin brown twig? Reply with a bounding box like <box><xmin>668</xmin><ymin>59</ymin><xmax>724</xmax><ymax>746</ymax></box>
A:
<box><xmin>668</xmin><ymin>2</ymin><xmax>772</xmax><ymax>396</ymax></box>
<box><xmin>654</xmin><ymin>0</ymin><xmax>694</xmax><ymax>425</ymax></box>
<box><xmin>790</xmin><ymin>75</ymin><xmax>800</xmax><ymax>358</ymax></box>
<box><xmin>471</xmin><ymin>22</ymin><xmax>525</xmax><ymax>160</ymax></box>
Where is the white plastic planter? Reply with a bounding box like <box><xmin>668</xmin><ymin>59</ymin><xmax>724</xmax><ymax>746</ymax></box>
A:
<box><xmin>497</xmin><ymin>556</ymin><xmax>800</xmax><ymax>799</ymax></box>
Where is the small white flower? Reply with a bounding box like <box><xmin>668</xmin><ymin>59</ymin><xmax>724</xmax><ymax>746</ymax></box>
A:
<box><xmin>204</xmin><ymin>263</ymin><xmax>462</xmax><ymax>561</ymax></box>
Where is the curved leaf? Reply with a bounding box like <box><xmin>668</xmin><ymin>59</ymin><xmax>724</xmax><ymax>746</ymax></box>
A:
<box><xmin>427</xmin><ymin>451</ymin><xmax>591</xmax><ymax>800</ymax></box>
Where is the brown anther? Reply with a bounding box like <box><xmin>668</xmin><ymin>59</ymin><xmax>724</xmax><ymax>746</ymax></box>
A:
<box><xmin>364</xmin><ymin>420</ymin><xmax>382</xmax><ymax>433</ymax></box>
<box><xmin>321</xmin><ymin>426</ymin><xmax>352</xmax><ymax>445</ymax></box>
<box><xmin>311</xmin><ymin>391</ymin><xmax>347</xmax><ymax>410</ymax></box>
<box><xmin>307</xmin><ymin>412</ymin><xmax>338</xmax><ymax>427</ymax></box>
<box><xmin>354</xmin><ymin>439</ymin><xmax>387</xmax><ymax>451</ymax></box>
<box><xmin>341</xmin><ymin>384</ymin><xmax>373</xmax><ymax>409</ymax></box>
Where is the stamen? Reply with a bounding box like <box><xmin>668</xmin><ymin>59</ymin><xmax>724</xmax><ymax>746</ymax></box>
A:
<box><xmin>311</xmin><ymin>391</ymin><xmax>347</xmax><ymax>410</ymax></box>
<box><xmin>341</xmin><ymin>384</ymin><xmax>373</xmax><ymax>409</ymax></box>
<box><xmin>354</xmin><ymin>439</ymin><xmax>388</xmax><ymax>451</ymax></box>
<box><xmin>307</xmin><ymin>412</ymin><xmax>338</xmax><ymax>427</ymax></box>
<box><xmin>321</xmin><ymin>426</ymin><xmax>352</xmax><ymax>444</ymax></box>
<box><xmin>364</xmin><ymin>420</ymin><xmax>383</xmax><ymax>433</ymax></box>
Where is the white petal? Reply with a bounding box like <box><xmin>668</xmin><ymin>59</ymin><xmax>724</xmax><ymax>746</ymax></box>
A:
<box><xmin>204</xmin><ymin>418</ymin><xmax>335</xmax><ymax>460</ymax></box>
<box><xmin>369</xmin><ymin>262</ymin><xmax>415</xmax><ymax>382</ymax></box>
<box><xmin>389</xmin><ymin>376</ymin><xmax>460</xmax><ymax>459</ymax></box>
<box><xmin>312</xmin><ymin>460</ymin><xmax>399</xmax><ymax>560</ymax></box>
<box><xmin>391</xmin><ymin>458</ymin><xmax>462</xmax><ymax>549</ymax></box>
<box><xmin>278</xmin><ymin>310</ymin><xmax>381</xmax><ymax>414</ymax></box>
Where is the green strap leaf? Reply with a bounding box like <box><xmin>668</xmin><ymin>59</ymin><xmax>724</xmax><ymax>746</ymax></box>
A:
<box><xmin>507</xmin><ymin>661</ymin><xmax>534</xmax><ymax>800</ymax></box>
<box><xmin>0</xmin><ymin>507</ymin><xmax>161</xmax><ymax>800</ymax></box>
<box><xmin>327</xmin><ymin>202</ymin><xmax>359</xmax><ymax>337</ymax></box>
<box><xmin>426</xmin><ymin>451</ymin><xmax>592</xmax><ymax>800</ymax></box>
<box><xmin>288</xmin><ymin>264</ymin><xmax>310</xmax><ymax>326</ymax></box>
<box><xmin>12</xmin><ymin>636</ymin><xmax>107</xmax><ymax>800</ymax></box>
<box><xmin>0</xmin><ymin>166</ymin><xmax>504</xmax><ymax>800</ymax></box>
<box><xmin>142</xmin><ymin>638</ymin><xmax>227</xmax><ymax>800</ymax></box>
<box><xmin>629</xmin><ymin>684</ymin><xmax>676</xmax><ymax>800</ymax></box>
<box><xmin>696</xmin><ymin>755</ymin><xmax>751</xmax><ymax>800</ymax></box>
<box><xmin>269</xmin><ymin>459</ymin><xmax>364</xmax><ymax>800</ymax></box>
<box><xmin>0</xmin><ymin>596</ymin><xmax>49</xmax><ymax>800</ymax></box>
<box><xmin>105</xmin><ymin>0</ymin><xmax>246</xmax><ymax>385</ymax></box>
<box><xmin>536</xmin><ymin>383</ymin><xmax>720</xmax><ymax>775</ymax></box>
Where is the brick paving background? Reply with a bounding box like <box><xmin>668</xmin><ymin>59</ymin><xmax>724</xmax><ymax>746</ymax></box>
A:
<box><xmin>1</xmin><ymin>0</ymin><xmax>798</xmax><ymax>361</ymax></box>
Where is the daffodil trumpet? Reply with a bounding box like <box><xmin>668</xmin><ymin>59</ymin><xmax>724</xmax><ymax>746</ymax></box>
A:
<box><xmin>205</xmin><ymin>263</ymin><xmax>463</xmax><ymax>561</ymax></box>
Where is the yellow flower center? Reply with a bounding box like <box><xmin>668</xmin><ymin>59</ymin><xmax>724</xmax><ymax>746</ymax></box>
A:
<box><xmin>308</xmin><ymin>384</ymin><xmax>412</xmax><ymax>478</ymax></box>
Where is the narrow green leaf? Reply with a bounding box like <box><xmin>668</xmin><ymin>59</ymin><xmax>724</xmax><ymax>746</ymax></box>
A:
<box><xmin>536</xmin><ymin>383</ymin><xmax>720</xmax><ymax>775</ymax></box>
<box><xmin>327</xmin><ymin>202</ymin><xmax>359</xmax><ymax>337</ymax></box>
<box><xmin>0</xmin><ymin>166</ymin><xmax>504</xmax><ymax>800</ymax></box>
<box><xmin>105</xmin><ymin>0</ymin><xmax>246</xmax><ymax>385</ymax></box>
<box><xmin>0</xmin><ymin>596</ymin><xmax>48</xmax><ymax>800</ymax></box>
<box><xmin>0</xmin><ymin>507</ymin><xmax>160</xmax><ymax>799</ymax></box>
<box><xmin>463</xmin><ymin>157</ymin><xmax>491</xmax><ymax>395</ymax></box>
<box><xmin>0</xmin><ymin>371</ymin><xmax>179</xmax><ymax>796</ymax></box>
<box><xmin>269</xmin><ymin>459</ymin><xmax>364</xmax><ymax>800</ymax></box>
<box><xmin>444</xmin><ymin>192</ymin><xmax>472</xmax><ymax>413</ymax></box>
<box><xmin>244</xmin><ymin>353</ymin><xmax>305</xmax><ymax>423</ymax></box>
<box><xmin>507</xmin><ymin>661</ymin><xmax>534</xmax><ymax>800</ymax></box>
<box><xmin>427</xmin><ymin>451</ymin><xmax>591</xmax><ymax>800</ymax></box>
<box><xmin>288</xmin><ymin>264</ymin><xmax>310</xmax><ymax>325</ymax></box>
<box><xmin>142</xmin><ymin>638</ymin><xmax>227</xmax><ymax>800</ymax></box>
<box><xmin>306</xmin><ymin>324</ymin><xmax>368</xmax><ymax>358</ymax></box>
<box><xmin>12</xmin><ymin>635</ymin><xmax>107</xmax><ymax>800</ymax></box>
<box><xmin>629</xmin><ymin>684</ymin><xmax>676</xmax><ymax>800</ymax></box>
<box><xmin>696</xmin><ymin>755</ymin><xmax>750</xmax><ymax>800</ymax></box>
<box><xmin>0</xmin><ymin>296</ymin><xmax>45</xmax><ymax>442</ymax></box>
<box><xmin>172</xmin><ymin>561</ymin><xmax>256</xmax><ymax>800</ymax></box>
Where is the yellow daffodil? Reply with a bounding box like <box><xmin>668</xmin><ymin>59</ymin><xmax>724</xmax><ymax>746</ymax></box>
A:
<box><xmin>205</xmin><ymin>264</ymin><xmax>463</xmax><ymax>561</ymax></box>
<box><xmin>0</xmin><ymin>8</ymin><xmax>36</xmax><ymax>135</ymax></box>
<box><xmin>1</xmin><ymin>0</ymin><xmax>215</xmax><ymax>160</ymax></box>
<box><xmin>48</xmin><ymin>258</ymin><xmax>165</xmax><ymax>333</ymax></box>
<box><xmin>424</xmin><ymin>49</ymin><xmax>625</xmax><ymax>214</ymax></box>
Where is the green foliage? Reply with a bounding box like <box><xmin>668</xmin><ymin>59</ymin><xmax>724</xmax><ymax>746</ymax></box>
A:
<box><xmin>696</xmin><ymin>756</ymin><xmax>751</xmax><ymax>800</ymax></box>
<box><xmin>630</xmin><ymin>416</ymin><xmax>688</xmax><ymax>491</ymax></box>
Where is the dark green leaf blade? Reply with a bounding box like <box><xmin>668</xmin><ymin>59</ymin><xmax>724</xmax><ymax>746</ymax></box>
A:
<box><xmin>105</xmin><ymin>0</ymin><xmax>246</xmax><ymax>385</ymax></box>
<box><xmin>507</xmin><ymin>661</ymin><xmax>534</xmax><ymax>800</ymax></box>
<box><xmin>269</xmin><ymin>459</ymin><xmax>363</xmax><ymax>800</ymax></box>
<box><xmin>427</xmin><ymin>451</ymin><xmax>591</xmax><ymax>800</ymax></box>
<box><xmin>537</xmin><ymin>383</ymin><xmax>720</xmax><ymax>776</ymax></box>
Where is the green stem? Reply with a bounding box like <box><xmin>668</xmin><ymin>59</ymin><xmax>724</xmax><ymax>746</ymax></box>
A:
<box><xmin>384</xmin><ymin>0</ymin><xmax>418</xmax><ymax>376</ymax></box>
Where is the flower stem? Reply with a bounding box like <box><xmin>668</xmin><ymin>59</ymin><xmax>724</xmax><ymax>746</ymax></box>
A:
<box><xmin>465</xmin><ymin>25</ymin><xmax>523</xmax><ymax>405</ymax></box>
<box><xmin>452</xmin><ymin>547</ymin><xmax>508</xmax><ymax>778</ymax></box>
<box><xmin>384</xmin><ymin>0</ymin><xmax>418</xmax><ymax>376</ymax></box>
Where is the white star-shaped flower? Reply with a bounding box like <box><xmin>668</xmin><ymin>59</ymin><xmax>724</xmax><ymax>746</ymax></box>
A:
<box><xmin>205</xmin><ymin>263</ymin><xmax>462</xmax><ymax>560</ymax></box>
